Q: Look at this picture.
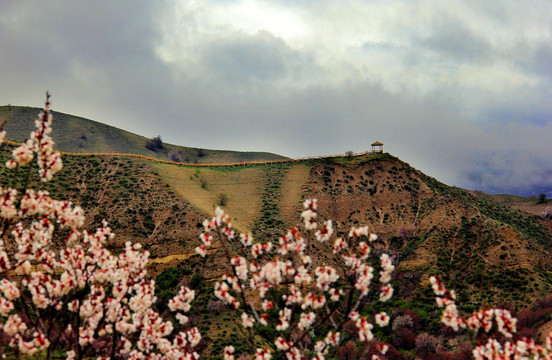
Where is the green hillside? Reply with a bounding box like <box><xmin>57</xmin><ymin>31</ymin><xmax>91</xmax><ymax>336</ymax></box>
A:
<box><xmin>0</xmin><ymin>105</ymin><xmax>287</xmax><ymax>164</ymax></box>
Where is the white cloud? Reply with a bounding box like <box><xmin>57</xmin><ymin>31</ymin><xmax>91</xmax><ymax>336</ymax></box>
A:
<box><xmin>155</xmin><ymin>0</ymin><xmax>552</xmax><ymax>97</ymax></box>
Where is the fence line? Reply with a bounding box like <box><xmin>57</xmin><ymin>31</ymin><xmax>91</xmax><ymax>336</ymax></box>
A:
<box><xmin>1</xmin><ymin>140</ymin><xmax>380</xmax><ymax>167</ymax></box>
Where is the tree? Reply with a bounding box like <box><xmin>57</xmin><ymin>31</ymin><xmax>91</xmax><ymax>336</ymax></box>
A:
<box><xmin>430</xmin><ymin>276</ymin><xmax>552</xmax><ymax>359</ymax></box>
<box><xmin>0</xmin><ymin>94</ymin><xmax>200</xmax><ymax>360</ymax></box>
<box><xmin>538</xmin><ymin>193</ymin><xmax>547</xmax><ymax>204</ymax></box>
<box><xmin>196</xmin><ymin>199</ymin><xmax>395</xmax><ymax>360</ymax></box>
<box><xmin>146</xmin><ymin>135</ymin><xmax>164</xmax><ymax>151</ymax></box>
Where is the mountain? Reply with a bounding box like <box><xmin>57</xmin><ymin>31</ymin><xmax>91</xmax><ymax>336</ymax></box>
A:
<box><xmin>2</xmin><ymin>141</ymin><xmax>551</xmax><ymax>305</ymax></box>
<box><xmin>2</xmin><ymin>134</ymin><xmax>552</xmax><ymax>357</ymax></box>
<box><xmin>0</xmin><ymin>105</ymin><xmax>287</xmax><ymax>164</ymax></box>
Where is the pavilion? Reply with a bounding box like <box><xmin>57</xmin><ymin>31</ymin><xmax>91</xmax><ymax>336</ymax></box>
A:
<box><xmin>371</xmin><ymin>141</ymin><xmax>384</xmax><ymax>153</ymax></box>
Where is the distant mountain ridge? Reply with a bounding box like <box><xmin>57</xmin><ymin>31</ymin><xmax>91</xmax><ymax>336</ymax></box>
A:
<box><xmin>0</xmin><ymin>105</ymin><xmax>287</xmax><ymax>164</ymax></box>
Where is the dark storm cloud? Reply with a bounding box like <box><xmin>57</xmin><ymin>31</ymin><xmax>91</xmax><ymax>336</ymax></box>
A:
<box><xmin>200</xmin><ymin>32</ymin><xmax>290</xmax><ymax>82</ymax></box>
<box><xmin>419</xmin><ymin>14</ymin><xmax>492</xmax><ymax>63</ymax></box>
<box><xmin>0</xmin><ymin>1</ymin><xmax>172</xmax><ymax>134</ymax></box>
<box><xmin>531</xmin><ymin>42</ymin><xmax>552</xmax><ymax>79</ymax></box>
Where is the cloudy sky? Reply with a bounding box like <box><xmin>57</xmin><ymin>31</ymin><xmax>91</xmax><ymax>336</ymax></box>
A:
<box><xmin>1</xmin><ymin>0</ymin><xmax>551</xmax><ymax>195</ymax></box>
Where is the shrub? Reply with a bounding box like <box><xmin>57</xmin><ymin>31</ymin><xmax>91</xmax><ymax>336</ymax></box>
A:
<box><xmin>218</xmin><ymin>193</ymin><xmax>228</xmax><ymax>206</ymax></box>
<box><xmin>392</xmin><ymin>314</ymin><xmax>414</xmax><ymax>331</ymax></box>
<box><xmin>168</xmin><ymin>149</ymin><xmax>183</xmax><ymax>162</ymax></box>
<box><xmin>146</xmin><ymin>135</ymin><xmax>164</xmax><ymax>151</ymax></box>
<box><xmin>190</xmin><ymin>273</ymin><xmax>203</xmax><ymax>289</ymax></box>
<box><xmin>415</xmin><ymin>333</ymin><xmax>437</xmax><ymax>354</ymax></box>
<box><xmin>543</xmin><ymin>206</ymin><xmax>552</xmax><ymax>220</ymax></box>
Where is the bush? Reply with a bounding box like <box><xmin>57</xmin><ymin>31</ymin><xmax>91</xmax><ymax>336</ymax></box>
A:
<box><xmin>218</xmin><ymin>193</ymin><xmax>228</xmax><ymax>206</ymax></box>
<box><xmin>415</xmin><ymin>333</ymin><xmax>437</xmax><ymax>354</ymax></box>
<box><xmin>543</xmin><ymin>206</ymin><xmax>552</xmax><ymax>220</ymax></box>
<box><xmin>392</xmin><ymin>314</ymin><xmax>414</xmax><ymax>331</ymax></box>
<box><xmin>168</xmin><ymin>149</ymin><xmax>183</xmax><ymax>162</ymax></box>
<box><xmin>190</xmin><ymin>273</ymin><xmax>203</xmax><ymax>289</ymax></box>
<box><xmin>146</xmin><ymin>135</ymin><xmax>164</xmax><ymax>151</ymax></box>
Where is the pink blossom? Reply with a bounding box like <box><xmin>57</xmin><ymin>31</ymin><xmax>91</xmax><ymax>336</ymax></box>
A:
<box><xmin>224</xmin><ymin>345</ymin><xmax>235</xmax><ymax>360</ymax></box>
<box><xmin>241</xmin><ymin>312</ymin><xmax>255</xmax><ymax>328</ymax></box>
<box><xmin>298</xmin><ymin>312</ymin><xmax>316</xmax><ymax>330</ymax></box>
<box><xmin>356</xmin><ymin>318</ymin><xmax>373</xmax><ymax>342</ymax></box>
<box><xmin>315</xmin><ymin>220</ymin><xmax>333</xmax><ymax>242</ymax></box>
<box><xmin>375</xmin><ymin>312</ymin><xmax>390</xmax><ymax>327</ymax></box>
<box><xmin>275</xmin><ymin>337</ymin><xmax>291</xmax><ymax>351</ymax></box>
<box><xmin>255</xmin><ymin>348</ymin><xmax>272</xmax><ymax>360</ymax></box>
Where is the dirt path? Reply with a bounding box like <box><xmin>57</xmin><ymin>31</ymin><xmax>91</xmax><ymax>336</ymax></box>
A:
<box><xmin>149</xmin><ymin>247</ymin><xmax>219</xmax><ymax>264</ymax></box>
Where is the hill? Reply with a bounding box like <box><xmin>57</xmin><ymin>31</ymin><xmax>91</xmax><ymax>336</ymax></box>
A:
<box><xmin>2</xmin><ymin>144</ymin><xmax>551</xmax><ymax>304</ymax></box>
<box><xmin>474</xmin><ymin>191</ymin><xmax>552</xmax><ymax>217</ymax></box>
<box><xmin>2</xmin><ymin>141</ymin><xmax>552</xmax><ymax>358</ymax></box>
<box><xmin>0</xmin><ymin>105</ymin><xmax>287</xmax><ymax>164</ymax></box>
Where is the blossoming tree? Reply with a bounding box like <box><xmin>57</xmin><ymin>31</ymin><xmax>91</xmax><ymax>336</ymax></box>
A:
<box><xmin>0</xmin><ymin>93</ymin><xmax>200</xmax><ymax>360</ymax></box>
<box><xmin>196</xmin><ymin>198</ymin><xmax>396</xmax><ymax>360</ymax></box>
<box><xmin>431</xmin><ymin>276</ymin><xmax>552</xmax><ymax>359</ymax></box>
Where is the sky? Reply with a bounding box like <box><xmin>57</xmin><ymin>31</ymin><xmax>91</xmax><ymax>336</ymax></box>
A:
<box><xmin>0</xmin><ymin>0</ymin><xmax>551</xmax><ymax>196</ymax></box>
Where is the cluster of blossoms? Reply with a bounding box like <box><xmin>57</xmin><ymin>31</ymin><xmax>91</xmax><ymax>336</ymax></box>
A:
<box><xmin>0</xmin><ymin>94</ymin><xmax>201</xmax><ymax>359</ymax></box>
<box><xmin>197</xmin><ymin>198</ymin><xmax>395</xmax><ymax>360</ymax></box>
<box><xmin>431</xmin><ymin>276</ymin><xmax>552</xmax><ymax>359</ymax></box>
<box><xmin>4</xmin><ymin>92</ymin><xmax>62</xmax><ymax>181</ymax></box>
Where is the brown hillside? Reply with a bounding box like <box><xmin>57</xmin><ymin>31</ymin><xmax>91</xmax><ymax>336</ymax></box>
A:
<box><xmin>3</xmin><ymin>142</ymin><xmax>551</xmax><ymax>307</ymax></box>
<box><xmin>306</xmin><ymin>157</ymin><xmax>552</xmax><ymax>306</ymax></box>
<box><xmin>4</xmin><ymin>144</ymin><xmax>552</xmax><ymax>357</ymax></box>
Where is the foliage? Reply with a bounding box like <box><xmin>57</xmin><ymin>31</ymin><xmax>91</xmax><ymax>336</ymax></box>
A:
<box><xmin>218</xmin><ymin>193</ymin><xmax>228</xmax><ymax>206</ymax></box>
<box><xmin>543</xmin><ymin>207</ymin><xmax>552</xmax><ymax>220</ymax></box>
<box><xmin>168</xmin><ymin>149</ymin><xmax>183</xmax><ymax>162</ymax></box>
<box><xmin>146</xmin><ymin>135</ymin><xmax>164</xmax><ymax>151</ymax></box>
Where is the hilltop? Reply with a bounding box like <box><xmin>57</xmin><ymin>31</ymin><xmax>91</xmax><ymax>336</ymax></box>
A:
<box><xmin>0</xmin><ymin>105</ymin><xmax>287</xmax><ymax>164</ymax></box>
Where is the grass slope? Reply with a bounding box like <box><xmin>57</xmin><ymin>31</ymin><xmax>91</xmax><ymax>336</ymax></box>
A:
<box><xmin>0</xmin><ymin>105</ymin><xmax>287</xmax><ymax>163</ymax></box>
